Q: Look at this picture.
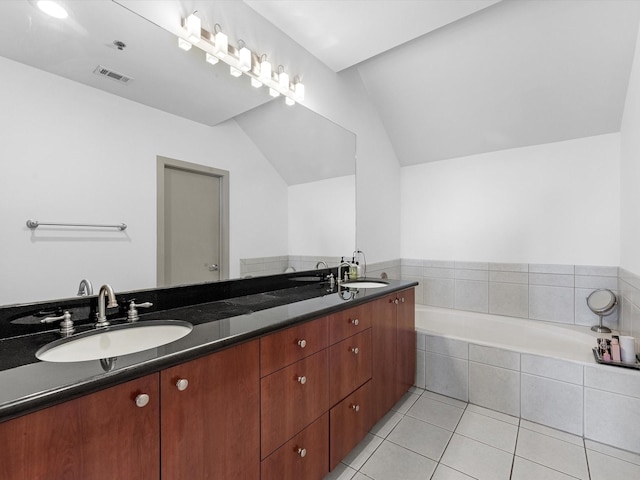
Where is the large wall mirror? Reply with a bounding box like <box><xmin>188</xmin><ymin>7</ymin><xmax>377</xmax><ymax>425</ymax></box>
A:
<box><xmin>0</xmin><ymin>1</ymin><xmax>356</xmax><ymax>306</ymax></box>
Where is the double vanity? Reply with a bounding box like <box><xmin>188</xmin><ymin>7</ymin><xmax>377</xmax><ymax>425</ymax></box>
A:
<box><xmin>0</xmin><ymin>273</ymin><xmax>416</xmax><ymax>480</ymax></box>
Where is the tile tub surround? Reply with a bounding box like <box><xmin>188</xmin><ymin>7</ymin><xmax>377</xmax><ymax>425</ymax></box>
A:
<box><xmin>414</xmin><ymin>306</ymin><xmax>640</xmax><ymax>454</ymax></box>
<box><xmin>400</xmin><ymin>260</ymin><xmax>620</xmax><ymax>329</ymax></box>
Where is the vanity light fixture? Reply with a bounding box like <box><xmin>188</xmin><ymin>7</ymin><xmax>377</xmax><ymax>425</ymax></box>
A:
<box><xmin>37</xmin><ymin>0</ymin><xmax>68</xmax><ymax>19</ymax></box>
<box><xmin>177</xmin><ymin>17</ymin><xmax>304</xmax><ymax>105</ymax></box>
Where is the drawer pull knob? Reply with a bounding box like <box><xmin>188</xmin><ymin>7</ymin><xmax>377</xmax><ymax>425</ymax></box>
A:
<box><xmin>351</xmin><ymin>318</ymin><xmax>359</xmax><ymax>326</ymax></box>
<box><xmin>176</xmin><ymin>378</ymin><xmax>189</xmax><ymax>391</ymax></box>
<box><xmin>297</xmin><ymin>339</ymin><xmax>307</xmax><ymax>348</ymax></box>
<box><xmin>393</xmin><ymin>298</ymin><xmax>399</xmax><ymax>305</ymax></box>
<box><xmin>351</xmin><ymin>404</ymin><xmax>360</xmax><ymax>412</ymax></box>
<box><xmin>351</xmin><ymin>347</ymin><xmax>359</xmax><ymax>355</ymax></box>
<box><xmin>297</xmin><ymin>376</ymin><xmax>307</xmax><ymax>385</ymax></box>
<box><xmin>401</xmin><ymin>297</ymin><xmax>405</xmax><ymax>303</ymax></box>
<box><xmin>135</xmin><ymin>394</ymin><xmax>150</xmax><ymax>408</ymax></box>
<box><xmin>297</xmin><ymin>447</ymin><xmax>307</xmax><ymax>458</ymax></box>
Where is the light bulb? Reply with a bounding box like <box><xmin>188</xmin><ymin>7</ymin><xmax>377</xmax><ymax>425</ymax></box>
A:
<box><xmin>278</xmin><ymin>71</ymin><xmax>290</xmax><ymax>90</ymax></box>
<box><xmin>269</xmin><ymin>87</ymin><xmax>280</xmax><ymax>98</ymax></box>
<box><xmin>185</xmin><ymin>13</ymin><xmax>201</xmax><ymax>44</ymax></box>
<box><xmin>230</xmin><ymin>66</ymin><xmax>242</xmax><ymax>78</ymax></box>
<box><xmin>260</xmin><ymin>59</ymin><xmax>272</xmax><ymax>82</ymax></box>
<box><xmin>251</xmin><ymin>78</ymin><xmax>263</xmax><ymax>88</ymax></box>
<box><xmin>285</xmin><ymin>96</ymin><xmax>296</xmax><ymax>106</ymax></box>
<box><xmin>206</xmin><ymin>52</ymin><xmax>219</xmax><ymax>65</ymax></box>
<box><xmin>238</xmin><ymin>46</ymin><xmax>252</xmax><ymax>72</ymax></box>
<box><xmin>214</xmin><ymin>31</ymin><xmax>228</xmax><ymax>58</ymax></box>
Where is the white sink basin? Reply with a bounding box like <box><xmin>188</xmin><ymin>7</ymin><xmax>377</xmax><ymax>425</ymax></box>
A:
<box><xmin>36</xmin><ymin>320</ymin><xmax>193</xmax><ymax>363</ymax></box>
<box><xmin>341</xmin><ymin>281</ymin><xmax>388</xmax><ymax>289</ymax></box>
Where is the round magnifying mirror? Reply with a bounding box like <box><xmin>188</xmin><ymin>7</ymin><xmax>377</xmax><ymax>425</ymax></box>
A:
<box><xmin>587</xmin><ymin>288</ymin><xmax>617</xmax><ymax>333</ymax></box>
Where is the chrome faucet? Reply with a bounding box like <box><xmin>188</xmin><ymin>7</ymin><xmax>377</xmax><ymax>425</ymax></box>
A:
<box><xmin>315</xmin><ymin>260</ymin><xmax>328</xmax><ymax>269</ymax></box>
<box><xmin>95</xmin><ymin>284</ymin><xmax>118</xmax><ymax>328</ymax></box>
<box><xmin>77</xmin><ymin>278</ymin><xmax>93</xmax><ymax>296</ymax></box>
<box><xmin>337</xmin><ymin>261</ymin><xmax>351</xmax><ymax>285</ymax></box>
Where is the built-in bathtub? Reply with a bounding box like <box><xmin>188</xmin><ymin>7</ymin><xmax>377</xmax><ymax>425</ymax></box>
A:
<box><xmin>414</xmin><ymin>305</ymin><xmax>640</xmax><ymax>454</ymax></box>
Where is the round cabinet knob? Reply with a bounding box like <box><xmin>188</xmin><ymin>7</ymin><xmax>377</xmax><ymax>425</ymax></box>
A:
<box><xmin>351</xmin><ymin>347</ymin><xmax>359</xmax><ymax>355</ymax></box>
<box><xmin>297</xmin><ymin>375</ymin><xmax>307</xmax><ymax>385</ymax></box>
<box><xmin>393</xmin><ymin>298</ymin><xmax>399</xmax><ymax>305</ymax></box>
<box><xmin>297</xmin><ymin>447</ymin><xmax>307</xmax><ymax>458</ymax></box>
<box><xmin>297</xmin><ymin>339</ymin><xmax>307</xmax><ymax>348</ymax></box>
<box><xmin>351</xmin><ymin>404</ymin><xmax>360</xmax><ymax>412</ymax></box>
<box><xmin>351</xmin><ymin>318</ymin><xmax>359</xmax><ymax>326</ymax></box>
<box><xmin>401</xmin><ymin>297</ymin><xmax>405</xmax><ymax>303</ymax></box>
<box><xmin>176</xmin><ymin>378</ymin><xmax>189</xmax><ymax>391</ymax></box>
<box><xmin>135</xmin><ymin>393</ymin><xmax>150</xmax><ymax>408</ymax></box>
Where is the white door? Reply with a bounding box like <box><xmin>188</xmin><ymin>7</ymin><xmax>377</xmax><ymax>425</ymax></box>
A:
<box><xmin>157</xmin><ymin>157</ymin><xmax>229</xmax><ymax>287</ymax></box>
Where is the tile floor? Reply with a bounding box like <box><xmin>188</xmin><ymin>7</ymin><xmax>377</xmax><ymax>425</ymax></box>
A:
<box><xmin>324</xmin><ymin>387</ymin><xmax>640</xmax><ymax>480</ymax></box>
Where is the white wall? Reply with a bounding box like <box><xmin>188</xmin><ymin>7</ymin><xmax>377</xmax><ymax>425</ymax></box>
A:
<box><xmin>0</xmin><ymin>56</ymin><xmax>288</xmax><ymax>305</ymax></box>
<box><xmin>621</xmin><ymin>24</ymin><xmax>640</xmax><ymax>274</ymax></box>
<box><xmin>400</xmin><ymin>133</ymin><xmax>621</xmax><ymax>265</ymax></box>
<box><xmin>288</xmin><ymin>175</ymin><xmax>356</xmax><ymax>256</ymax></box>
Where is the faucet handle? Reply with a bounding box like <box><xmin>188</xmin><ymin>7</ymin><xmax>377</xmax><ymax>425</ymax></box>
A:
<box><xmin>41</xmin><ymin>310</ymin><xmax>75</xmax><ymax>337</ymax></box>
<box><xmin>127</xmin><ymin>301</ymin><xmax>153</xmax><ymax>322</ymax></box>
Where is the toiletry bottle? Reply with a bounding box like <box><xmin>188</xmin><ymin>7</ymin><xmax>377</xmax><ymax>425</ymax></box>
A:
<box><xmin>611</xmin><ymin>337</ymin><xmax>622</xmax><ymax>362</ymax></box>
<box><xmin>349</xmin><ymin>257</ymin><xmax>358</xmax><ymax>279</ymax></box>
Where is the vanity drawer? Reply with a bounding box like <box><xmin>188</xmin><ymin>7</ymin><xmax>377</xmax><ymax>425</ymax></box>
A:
<box><xmin>329</xmin><ymin>381</ymin><xmax>372</xmax><ymax>470</ymax></box>
<box><xmin>261</xmin><ymin>316</ymin><xmax>328</xmax><ymax>376</ymax></box>
<box><xmin>328</xmin><ymin>303</ymin><xmax>372</xmax><ymax>345</ymax></box>
<box><xmin>261</xmin><ymin>413</ymin><xmax>329</xmax><ymax>480</ymax></box>
<box><xmin>261</xmin><ymin>349</ymin><xmax>329</xmax><ymax>459</ymax></box>
<box><xmin>329</xmin><ymin>328</ymin><xmax>372</xmax><ymax>406</ymax></box>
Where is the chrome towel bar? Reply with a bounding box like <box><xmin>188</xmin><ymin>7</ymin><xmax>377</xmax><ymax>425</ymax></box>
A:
<box><xmin>26</xmin><ymin>220</ymin><xmax>127</xmax><ymax>231</ymax></box>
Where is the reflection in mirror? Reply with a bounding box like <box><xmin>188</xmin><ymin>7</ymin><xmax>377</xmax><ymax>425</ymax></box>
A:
<box><xmin>0</xmin><ymin>1</ymin><xmax>355</xmax><ymax>306</ymax></box>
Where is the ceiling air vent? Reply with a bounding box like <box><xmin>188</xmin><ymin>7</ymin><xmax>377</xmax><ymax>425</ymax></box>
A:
<box><xmin>93</xmin><ymin>65</ymin><xmax>133</xmax><ymax>85</ymax></box>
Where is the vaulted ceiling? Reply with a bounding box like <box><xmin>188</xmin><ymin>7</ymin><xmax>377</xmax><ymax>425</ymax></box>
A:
<box><xmin>1</xmin><ymin>0</ymin><xmax>639</xmax><ymax>167</ymax></box>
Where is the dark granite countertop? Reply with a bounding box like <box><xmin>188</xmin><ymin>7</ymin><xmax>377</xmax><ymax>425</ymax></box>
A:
<box><xmin>0</xmin><ymin>278</ymin><xmax>417</xmax><ymax>423</ymax></box>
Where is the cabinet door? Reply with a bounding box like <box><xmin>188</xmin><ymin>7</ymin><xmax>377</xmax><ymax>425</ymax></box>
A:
<box><xmin>396</xmin><ymin>288</ymin><xmax>416</xmax><ymax>398</ymax></box>
<box><xmin>161</xmin><ymin>340</ymin><xmax>260</xmax><ymax>480</ymax></box>
<box><xmin>329</xmin><ymin>381</ymin><xmax>372</xmax><ymax>470</ymax></box>
<box><xmin>0</xmin><ymin>374</ymin><xmax>160</xmax><ymax>480</ymax></box>
<box><xmin>261</xmin><ymin>413</ymin><xmax>329</xmax><ymax>480</ymax></box>
<box><xmin>261</xmin><ymin>349</ymin><xmax>329</xmax><ymax>459</ymax></box>
<box><xmin>329</xmin><ymin>328</ymin><xmax>372</xmax><ymax>405</ymax></box>
<box><xmin>371</xmin><ymin>293</ymin><xmax>398</xmax><ymax>424</ymax></box>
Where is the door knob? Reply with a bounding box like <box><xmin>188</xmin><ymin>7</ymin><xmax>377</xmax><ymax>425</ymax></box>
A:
<box><xmin>208</xmin><ymin>264</ymin><xmax>219</xmax><ymax>272</ymax></box>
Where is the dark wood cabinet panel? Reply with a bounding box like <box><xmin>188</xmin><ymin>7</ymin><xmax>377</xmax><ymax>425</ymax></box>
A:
<box><xmin>328</xmin><ymin>302</ymin><xmax>372</xmax><ymax>345</ymax></box>
<box><xmin>397</xmin><ymin>288</ymin><xmax>416</xmax><ymax>398</ymax></box>
<box><xmin>161</xmin><ymin>340</ymin><xmax>260</xmax><ymax>480</ymax></box>
<box><xmin>261</xmin><ymin>413</ymin><xmax>329</xmax><ymax>480</ymax></box>
<box><xmin>261</xmin><ymin>349</ymin><xmax>329</xmax><ymax>459</ymax></box>
<box><xmin>261</xmin><ymin>316</ymin><xmax>329</xmax><ymax>376</ymax></box>
<box><xmin>0</xmin><ymin>374</ymin><xmax>160</xmax><ymax>480</ymax></box>
<box><xmin>371</xmin><ymin>293</ymin><xmax>399</xmax><ymax>424</ymax></box>
<box><xmin>329</xmin><ymin>328</ymin><xmax>372</xmax><ymax>406</ymax></box>
<box><xmin>329</xmin><ymin>381</ymin><xmax>372</xmax><ymax>470</ymax></box>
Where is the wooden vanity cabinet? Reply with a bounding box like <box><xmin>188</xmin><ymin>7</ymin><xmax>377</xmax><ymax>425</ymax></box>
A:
<box><xmin>0</xmin><ymin>374</ymin><xmax>160</xmax><ymax>480</ymax></box>
<box><xmin>371</xmin><ymin>288</ymin><xmax>416</xmax><ymax>425</ymax></box>
<box><xmin>161</xmin><ymin>339</ymin><xmax>260</xmax><ymax>480</ymax></box>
